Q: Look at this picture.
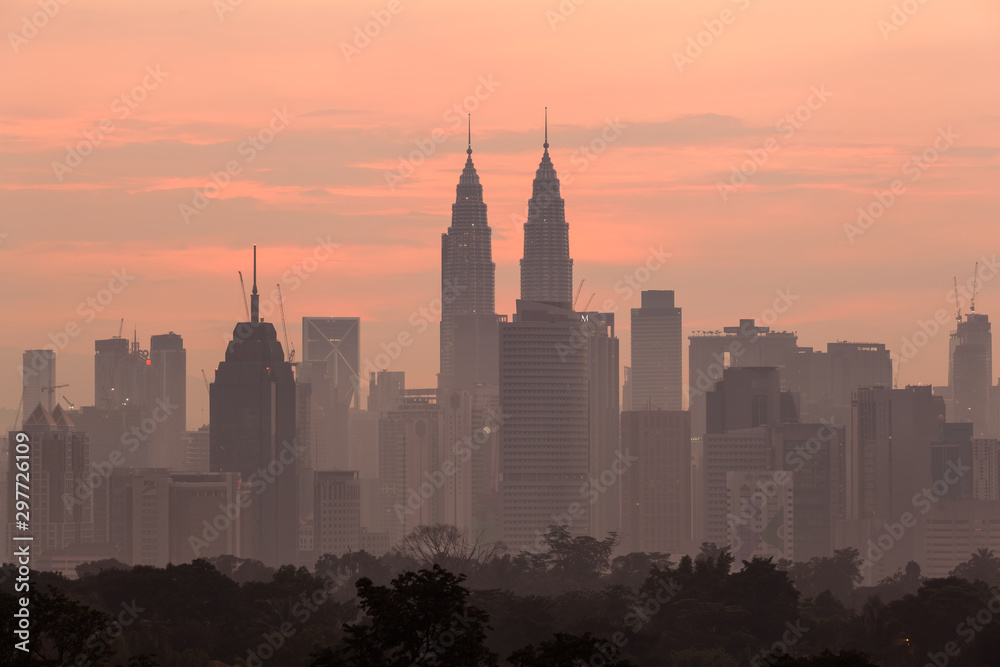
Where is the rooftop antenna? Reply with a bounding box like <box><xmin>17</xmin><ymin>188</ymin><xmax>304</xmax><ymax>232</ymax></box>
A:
<box><xmin>971</xmin><ymin>261</ymin><xmax>979</xmax><ymax>313</ymax></box>
<box><xmin>468</xmin><ymin>114</ymin><xmax>471</xmax><ymax>153</ymax></box>
<box><xmin>250</xmin><ymin>245</ymin><xmax>260</xmax><ymax>323</ymax></box>
<box><xmin>543</xmin><ymin>107</ymin><xmax>548</xmax><ymax>150</ymax></box>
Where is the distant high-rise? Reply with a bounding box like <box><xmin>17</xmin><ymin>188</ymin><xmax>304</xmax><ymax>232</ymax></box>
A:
<box><xmin>94</xmin><ymin>337</ymin><xmax>129</xmax><ymax>410</ymax></box>
<box><xmin>499</xmin><ymin>300</ymin><xmax>590</xmax><ymax>548</ymax></box>
<box><xmin>302</xmin><ymin>317</ymin><xmax>361</xmax><ymax>408</ymax></box>
<box><xmin>631</xmin><ymin>290</ymin><xmax>682</xmax><ymax>411</ymax></box>
<box><xmin>621</xmin><ymin>410</ymin><xmax>691</xmax><ymax>555</ymax></box>
<box><xmin>688</xmin><ymin>320</ymin><xmax>801</xmax><ymax>441</ymax></box>
<box><xmin>440</xmin><ymin>122</ymin><xmax>498</xmax><ymax>389</ymax></box>
<box><xmin>951</xmin><ymin>313</ymin><xmax>992</xmax><ymax>436</ymax></box>
<box><xmin>7</xmin><ymin>404</ymin><xmax>94</xmax><ymax>562</ymax></box>
<box><xmin>148</xmin><ymin>332</ymin><xmax>186</xmax><ymax>469</ymax></box>
<box><xmin>519</xmin><ymin>110</ymin><xmax>572</xmax><ymax>307</ymax></box>
<box><xmin>314</xmin><ymin>470</ymin><xmax>361</xmax><ymax>557</ymax></box>
<box><xmin>377</xmin><ymin>388</ymin><xmax>439</xmax><ymax>545</ymax></box>
<box><xmin>21</xmin><ymin>349</ymin><xmax>56</xmax><ymax>420</ymax></box>
<box><xmin>210</xmin><ymin>247</ymin><xmax>298</xmax><ymax>567</ymax></box>
<box><xmin>300</xmin><ymin>317</ymin><xmax>359</xmax><ymax>471</ymax></box>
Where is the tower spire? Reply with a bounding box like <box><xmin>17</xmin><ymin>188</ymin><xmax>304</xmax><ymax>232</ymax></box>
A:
<box><xmin>468</xmin><ymin>114</ymin><xmax>472</xmax><ymax>155</ymax></box>
<box><xmin>250</xmin><ymin>244</ymin><xmax>259</xmax><ymax>323</ymax></box>
<box><xmin>543</xmin><ymin>107</ymin><xmax>548</xmax><ymax>150</ymax></box>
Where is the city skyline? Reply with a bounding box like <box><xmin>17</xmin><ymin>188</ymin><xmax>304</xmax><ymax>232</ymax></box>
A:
<box><xmin>2</xmin><ymin>1</ymin><xmax>999</xmax><ymax>427</ymax></box>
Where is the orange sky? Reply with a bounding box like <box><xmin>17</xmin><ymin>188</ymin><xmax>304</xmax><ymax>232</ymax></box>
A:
<box><xmin>1</xmin><ymin>0</ymin><xmax>998</xmax><ymax>428</ymax></box>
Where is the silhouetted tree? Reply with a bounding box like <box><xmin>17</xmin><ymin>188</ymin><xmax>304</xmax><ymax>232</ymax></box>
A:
<box><xmin>316</xmin><ymin>564</ymin><xmax>497</xmax><ymax>666</ymax></box>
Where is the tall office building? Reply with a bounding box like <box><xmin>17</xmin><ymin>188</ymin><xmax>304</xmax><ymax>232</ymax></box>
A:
<box><xmin>440</xmin><ymin>125</ymin><xmax>498</xmax><ymax>389</ymax></box>
<box><xmin>630</xmin><ymin>290</ymin><xmax>682</xmax><ymax>411</ymax></box>
<box><xmin>519</xmin><ymin>112</ymin><xmax>572</xmax><ymax>306</ymax></box>
<box><xmin>21</xmin><ymin>349</ymin><xmax>56</xmax><ymax>419</ymax></box>
<box><xmin>951</xmin><ymin>313</ymin><xmax>992</xmax><ymax>436</ymax></box>
<box><xmin>7</xmin><ymin>404</ymin><xmax>94</xmax><ymax>562</ymax></box>
<box><xmin>688</xmin><ymin>320</ymin><xmax>801</xmax><ymax>441</ymax></box>
<box><xmin>499</xmin><ymin>300</ymin><xmax>590</xmax><ymax>548</ymax></box>
<box><xmin>620</xmin><ymin>410</ymin><xmax>691</xmax><ymax>554</ymax></box>
<box><xmin>148</xmin><ymin>333</ymin><xmax>186</xmax><ymax>469</ymax></box>
<box><xmin>843</xmin><ymin>385</ymin><xmax>946</xmax><ymax>582</ymax></box>
<box><xmin>314</xmin><ymin>471</ymin><xmax>361</xmax><ymax>557</ymax></box>
<box><xmin>584</xmin><ymin>312</ymin><xmax>621</xmax><ymax>540</ymax></box>
<box><xmin>210</xmin><ymin>247</ymin><xmax>298</xmax><ymax>567</ymax></box>
<box><xmin>94</xmin><ymin>337</ymin><xmax>129</xmax><ymax>410</ymax></box>
<box><xmin>378</xmin><ymin>389</ymin><xmax>439</xmax><ymax>545</ymax></box>
<box><xmin>302</xmin><ymin>317</ymin><xmax>361</xmax><ymax>408</ymax></box>
<box><xmin>368</xmin><ymin>370</ymin><xmax>405</xmax><ymax>416</ymax></box>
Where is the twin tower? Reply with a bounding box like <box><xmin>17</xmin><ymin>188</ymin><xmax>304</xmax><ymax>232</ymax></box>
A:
<box><xmin>439</xmin><ymin>113</ymin><xmax>574</xmax><ymax>389</ymax></box>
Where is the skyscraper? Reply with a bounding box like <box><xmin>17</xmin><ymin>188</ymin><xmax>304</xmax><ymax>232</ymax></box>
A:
<box><xmin>440</xmin><ymin>121</ymin><xmax>498</xmax><ymax>389</ymax></box>
<box><xmin>94</xmin><ymin>337</ymin><xmax>129</xmax><ymax>410</ymax></box>
<box><xmin>302</xmin><ymin>317</ymin><xmax>361</xmax><ymax>408</ymax></box>
<box><xmin>21</xmin><ymin>349</ymin><xmax>56</xmax><ymax>419</ymax></box>
<box><xmin>630</xmin><ymin>290</ymin><xmax>682</xmax><ymax>411</ymax></box>
<box><xmin>499</xmin><ymin>300</ymin><xmax>590</xmax><ymax>548</ymax></box>
<box><xmin>148</xmin><ymin>332</ymin><xmax>186</xmax><ymax>469</ymax></box>
<box><xmin>519</xmin><ymin>110</ymin><xmax>572</xmax><ymax>307</ymax></box>
<box><xmin>210</xmin><ymin>247</ymin><xmax>299</xmax><ymax>567</ymax></box>
<box><xmin>951</xmin><ymin>313</ymin><xmax>992</xmax><ymax>436</ymax></box>
<box><xmin>620</xmin><ymin>410</ymin><xmax>691</xmax><ymax>555</ymax></box>
<box><xmin>300</xmin><ymin>317</ymin><xmax>359</xmax><ymax>470</ymax></box>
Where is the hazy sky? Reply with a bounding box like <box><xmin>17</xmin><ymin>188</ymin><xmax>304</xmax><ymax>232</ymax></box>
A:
<box><xmin>1</xmin><ymin>0</ymin><xmax>998</xmax><ymax>428</ymax></box>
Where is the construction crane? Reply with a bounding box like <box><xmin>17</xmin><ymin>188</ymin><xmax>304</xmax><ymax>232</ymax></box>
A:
<box><xmin>62</xmin><ymin>395</ymin><xmax>75</xmax><ymax>410</ymax></box>
<box><xmin>41</xmin><ymin>384</ymin><xmax>69</xmax><ymax>399</ymax></box>
<box><xmin>954</xmin><ymin>276</ymin><xmax>962</xmax><ymax>323</ymax></box>
<box><xmin>573</xmin><ymin>279</ymin><xmax>585</xmax><ymax>309</ymax></box>
<box><xmin>238</xmin><ymin>271</ymin><xmax>251</xmax><ymax>321</ymax></box>
<box><xmin>971</xmin><ymin>261</ymin><xmax>979</xmax><ymax>313</ymax></box>
<box><xmin>276</xmin><ymin>283</ymin><xmax>296</xmax><ymax>364</ymax></box>
<box><xmin>115</xmin><ymin>318</ymin><xmax>124</xmax><ymax>339</ymax></box>
<box><xmin>581</xmin><ymin>292</ymin><xmax>596</xmax><ymax>312</ymax></box>
<box><xmin>201</xmin><ymin>369</ymin><xmax>210</xmax><ymax>396</ymax></box>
